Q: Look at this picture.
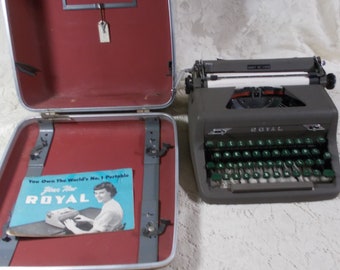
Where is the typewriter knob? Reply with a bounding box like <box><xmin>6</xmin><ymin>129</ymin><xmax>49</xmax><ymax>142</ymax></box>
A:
<box><xmin>326</xmin><ymin>73</ymin><xmax>336</xmax><ymax>90</ymax></box>
<box><xmin>185</xmin><ymin>76</ymin><xmax>194</xmax><ymax>94</ymax></box>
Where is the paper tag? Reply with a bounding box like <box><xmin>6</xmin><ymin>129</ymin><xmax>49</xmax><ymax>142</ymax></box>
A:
<box><xmin>98</xmin><ymin>20</ymin><xmax>110</xmax><ymax>43</ymax></box>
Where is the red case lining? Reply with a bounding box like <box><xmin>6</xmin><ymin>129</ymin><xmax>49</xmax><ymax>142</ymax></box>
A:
<box><xmin>0</xmin><ymin>118</ymin><xmax>176</xmax><ymax>266</ymax></box>
<box><xmin>7</xmin><ymin>0</ymin><xmax>172</xmax><ymax>110</ymax></box>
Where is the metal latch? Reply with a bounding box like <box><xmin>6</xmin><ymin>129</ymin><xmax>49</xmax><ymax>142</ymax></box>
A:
<box><xmin>142</xmin><ymin>219</ymin><xmax>172</xmax><ymax>238</ymax></box>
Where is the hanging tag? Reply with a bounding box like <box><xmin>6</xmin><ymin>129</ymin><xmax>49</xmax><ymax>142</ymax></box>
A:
<box><xmin>98</xmin><ymin>20</ymin><xmax>111</xmax><ymax>43</ymax></box>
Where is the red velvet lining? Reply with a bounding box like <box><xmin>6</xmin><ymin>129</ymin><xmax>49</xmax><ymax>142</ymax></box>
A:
<box><xmin>0</xmin><ymin>117</ymin><xmax>176</xmax><ymax>266</ymax></box>
<box><xmin>6</xmin><ymin>0</ymin><xmax>172</xmax><ymax>110</ymax></box>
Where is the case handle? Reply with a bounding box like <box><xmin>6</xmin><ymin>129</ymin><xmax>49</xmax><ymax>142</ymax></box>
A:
<box><xmin>62</xmin><ymin>0</ymin><xmax>137</xmax><ymax>10</ymax></box>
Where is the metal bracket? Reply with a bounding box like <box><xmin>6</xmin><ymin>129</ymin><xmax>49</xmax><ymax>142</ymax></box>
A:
<box><xmin>27</xmin><ymin>120</ymin><xmax>54</xmax><ymax>177</ymax></box>
<box><xmin>0</xmin><ymin>215</ymin><xmax>17</xmax><ymax>266</ymax></box>
<box><xmin>0</xmin><ymin>120</ymin><xmax>54</xmax><ymax>266</ymax></box>
<box><xmin>62</xmin><ymin>0</ymin><xmax>137</xmax><ymax>11</ymax></box>
<box><xmin>138</xmin><ymin>117</ymin><xmax>164</xmax><ymax>263</ymax></box>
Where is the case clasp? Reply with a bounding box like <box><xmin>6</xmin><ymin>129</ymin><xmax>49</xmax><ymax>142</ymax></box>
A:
<box><xmin>62</xmin><ymin>0</ymin><xmax>137</xmax><ymax>11</ymax></box>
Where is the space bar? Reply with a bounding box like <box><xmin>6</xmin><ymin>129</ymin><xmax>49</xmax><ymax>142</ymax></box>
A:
<box><xmin>230</xmin><ymin>182</ymin><xmax>314</xmax><ymax>193</ymax></box>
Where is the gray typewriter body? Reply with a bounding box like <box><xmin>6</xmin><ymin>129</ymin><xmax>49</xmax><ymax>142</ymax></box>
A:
<box><xmin>186</xmin><ymin>57</ymin><xmax>340</xmax><ymax>204</ymax></box>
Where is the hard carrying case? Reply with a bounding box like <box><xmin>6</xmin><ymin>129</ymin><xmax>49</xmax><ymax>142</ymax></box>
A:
<box><xmin>0</xmin><ymin>0</ymin><xmax>178</xmax><ymax>268</ymax></box>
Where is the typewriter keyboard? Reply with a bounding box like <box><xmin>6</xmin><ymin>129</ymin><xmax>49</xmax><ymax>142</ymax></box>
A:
<box><xmin>205</xmin><ymin>135</ymin><xmax>335</xmax><ymax>192</ymax></box>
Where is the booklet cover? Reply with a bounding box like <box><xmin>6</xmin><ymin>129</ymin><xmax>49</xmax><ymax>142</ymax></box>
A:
<box><xmin>7</xmin><ymin>168</ymin><xmax>134</xmax><ymax>237</ymax></box>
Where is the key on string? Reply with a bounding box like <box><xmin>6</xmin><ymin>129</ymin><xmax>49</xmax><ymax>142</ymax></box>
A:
<box><xmin>98</xmin><ymin>4</ymin><xmax>110</xmax><ymax>43</ymax></box>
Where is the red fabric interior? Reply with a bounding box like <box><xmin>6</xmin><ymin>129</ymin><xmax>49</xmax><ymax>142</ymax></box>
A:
<box><xmin>0</xmin><ymin>117</ymin><xmax>176</xmax><ymax>266</ymax></box>
<box><xmin>6</xmin><ymin>0</ymin><xmax>173</xmax><ymax>110</ymax></box>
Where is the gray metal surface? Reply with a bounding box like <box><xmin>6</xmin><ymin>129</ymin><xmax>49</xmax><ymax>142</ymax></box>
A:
<box><xmin>138</xmin><ymin>117</ymin><xmax>161</xmax><ymax>263</ymax></box>
<box><xmin>0</xmin><ymin>120</ymin><xmax>54</xmax><ymax>266</ymax></box>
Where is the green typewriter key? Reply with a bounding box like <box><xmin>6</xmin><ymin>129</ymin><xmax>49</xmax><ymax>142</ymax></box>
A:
<box><xmin>284</xmin><ymin>160</ymin><xmax>293</xmax><ymax>167</ymax></box>
<box><xmin>305</xmin><ymin>159</ymin><xmax>314</xmax><ymax>167</ymax></box>
<box><xmin>276</xmin><ymin>139</ymin><xmax>284</xmax><ymax>146</ymax></box>
<box><xmin>273</xmin><ymin>171</ymin><xmax>281</xmax><ymax>178</ymax></box>
<box><xmin>276</xmin><ymin>160</ymin><xmax>284</xmax><ymax>167</ymax></box>
<box><xmin>304</xmin><ymin>137</ymin><xmax>313</xmax><ymax>145</ymax></box>
<box><xmin>262</xmin><ymin>150</ymin><xmax>271</xmax><ymax>158</ymax></box>
<box><xmin>291</xmin><ymin>149</ymin><xmax>300</xmax><ymax>157</ymax></box>
<box><xmin>311</xmin><ymin>170</ymin><xmax>321</xmax><ymax>182</ymax></box>
<box><xmin>257</xmin><ymin>139</ymin><xmax>265</xmax><ymax>147</ymax></box>
<box><xmin>316</xmin><ymin>136</ymin><xmax>327</xmax><ymax>144</ymax></box>
<box><xmin>243</xmin><ymin>151</ymin><xmax>252</xmax><ymax>159</ymax></box>
<box><xmin>265</xmin><ymin>139</ymin><xmax>274</xmax><ymax>146</ymax></box>
<box><xmin>226</xmin><ymin>162</ymin><xmax>234</xmax><ymax>170</ymax></box>
<box><xmin>226</xmin><ymin>140</ymin><xmax>236</xmax><ymax>148</ymax></box>
<box><xmin>292</xmin><ymin>170</ymin><xmax>301</xmax><ymax>178</ymax></box>
<box><xmin>323</xmin><ymin>152</ymin><xmax>332</xmax><ymax>160</ymax></box>
<box><xmin>302</xmin><ymin>169</ymin><xmax>312</xmax><ymax>177</ymax></box>
<box><xmin>232</xmin><ymin>172</ymin><xmax>241</xmax><ymax>181</ymax></box>
<box><xmin>245</xmin><ymin>161</ymin><xmax>254</xmax><ymax>169</ymax></box>
<box><xmin>211</xmin><ymin>173</ymin><xmax>223</xmax><ymax>182</ymax></box>
<box><xmin>315</xmin><ymin>158</ymin><xmax>325</xmax><ymax>166</ymax></box>
<box><xmin>205</xmin><ymin>140</ymin><xmax>215</xmax><ymax>148</ymax></box>
<box><xmin>263</xmin><ymin>171</ymin><xmax>271</xmax><ymax>179</ymax></box>
<box><xmin>217</xmin><ymin>141</ymin><xmax>226</xmax><ymax>148</ymax></box>
<box><xmin>213</xmin><ymin>152</ymin><xmax>222</xmax><ymax>160</ymax></box>
<box><xmin>301</xmin><ymin>149</ymin><xmax>311</xmax><ymax>156</ymax></box>
<box><xmin>295</xmin><ymin>159</ymin><xmax>304</xmax><ymax>167</ymax></box>
<box><xmin>283</xmin><ymin>170</ymin><xmax>291</xmax><ymax>178</ymax></box>
<box><xmin>246</xmin><ymin>139</ymin><xmax>255</xmax><ymax>147</ymax></box>
<box><xmin>223</xmin><ymin>151</ymin><xmax>232</xmax><ymax>159</ymax></box>
<box><xmin>206</xmin><ymin>162</ymin><xmax>215</xmax><ymax>170</ymax></box>
<box><xmin>233</xmin><ymin>151</ymin><xmax>242</xmax><ymax>159</ymax></box>
<box><xmin>223</xmin><ymin>173</ymin><xmax>230</xmax><ymax>180</ymax></box>
<box><xmin>256</xmin><ymin>161</ymin><xmax>264</xmax><ymax>168</ymax></box>
<box><xmin>237</xmin><ymin>140</ymin><xmax>245</xmax><ymax>147</ymax></box>
<box><xmin>236</xmin><ymin>162</ymin><xmax>244</xmax><ymax>169</ymax></box>
<box><xmin>252</xmin><ymin>150</ymin><xmax>261</xmax><ymax>159</ymax></box>
<box><xmin>242</xmin><ymin>172</ymin><xmax>251</xmax><ymax>180</ymax></box>
<box><xmin>281</xmin><ymin>149</ymin><xmax>291</xmax><ymax>158</ymax></box>
<box><xmin>285</xmin><ymin>138</ymin><xmax>294</xmax><ymax>145</ymax></box>
<box><xmin>266</xmin><ymin>160</ymin><xmax>275</xmax><ymax>168</ymax></box>
<box><xmin>311</xmin><ymin>148</ymin><xmax>321</xmax><ymax>156</ymax></box>
<box><xmin>313</xmin><ymin>170</ymin><xmax>321</xmax><ymax>177</ymax></box>
<box><xmin>272</xmin><ymin>149</ymin><xmax>281</xmax><ymax>158</ymax></box>
<box><xmin>252</xmin><ymin>172</ymin><xmax>261</xmax><ymax>179</ymax></box>
<box><xmin>295</xmin><ymin>138</ymin><xmax>304</xmax><ymax>145</ymax></box>
<box><xmin>321</xmin><ymin>169</ymin><xmax>335</xmax><ymax>182</ymax></box>
<box><xmin>216</xmin><ymin>162</ymin><xmax>225</xmax><ymax>169</ymax></box>
<box><xmin>323</xmin><ymin>169</ymin><xmax>335</xmax><ymax>178</ymax></box>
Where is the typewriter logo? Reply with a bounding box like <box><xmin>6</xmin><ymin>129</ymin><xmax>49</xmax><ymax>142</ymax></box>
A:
<box><xmin>208</xmin><ymin>128</ymin><xmax>231</xmax><ymax>135</ymax></box>
<box><xmin>250</xmin><ymin>126</ymin><xmax>284</xmax><ymax>133</ymax></box>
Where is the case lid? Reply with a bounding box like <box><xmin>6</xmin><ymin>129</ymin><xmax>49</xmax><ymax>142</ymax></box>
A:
<box><xmin>4</xmin><ymin>0</ymin><xmax>174</xmax><ymax>112</ymax></box>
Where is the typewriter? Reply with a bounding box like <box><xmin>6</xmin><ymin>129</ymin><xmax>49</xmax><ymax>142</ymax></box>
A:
<box><xmin>185</xmin><ymin>56</ymin><xmax>340</xmax><ymax>204</ymax></box>
<box><xmin>45</xmin><ymin>207</ymin><xmax>79</xmax><ymax>229</ymax></box>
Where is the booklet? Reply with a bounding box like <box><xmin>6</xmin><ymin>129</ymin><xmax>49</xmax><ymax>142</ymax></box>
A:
<box><xmin>7</xmin><ymin>168</ymin><xmax>134</xmax><ymax>237</ymax></box>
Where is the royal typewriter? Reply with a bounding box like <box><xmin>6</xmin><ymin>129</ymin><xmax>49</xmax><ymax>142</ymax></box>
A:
<box><xmin>185</xmin><ymin>56</ymin><xmax>339</xmax><ymax>204</ymax></box>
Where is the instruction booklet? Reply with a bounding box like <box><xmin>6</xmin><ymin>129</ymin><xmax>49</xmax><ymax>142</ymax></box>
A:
<box><xmin>7</xmin><ymin>168</ymin><xmax>134</xmax><ymax>237</ymax></box>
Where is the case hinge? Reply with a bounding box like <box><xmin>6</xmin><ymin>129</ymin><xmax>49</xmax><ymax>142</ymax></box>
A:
<box><xmin>41</xmin><ymin>112</ymin><xmax>72</xmax><ymax>121</ymax></box>
<box><xmin>137</xmin><ymin>109</ymin><xmax>150</xmax><ymax>113</ymax></box>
